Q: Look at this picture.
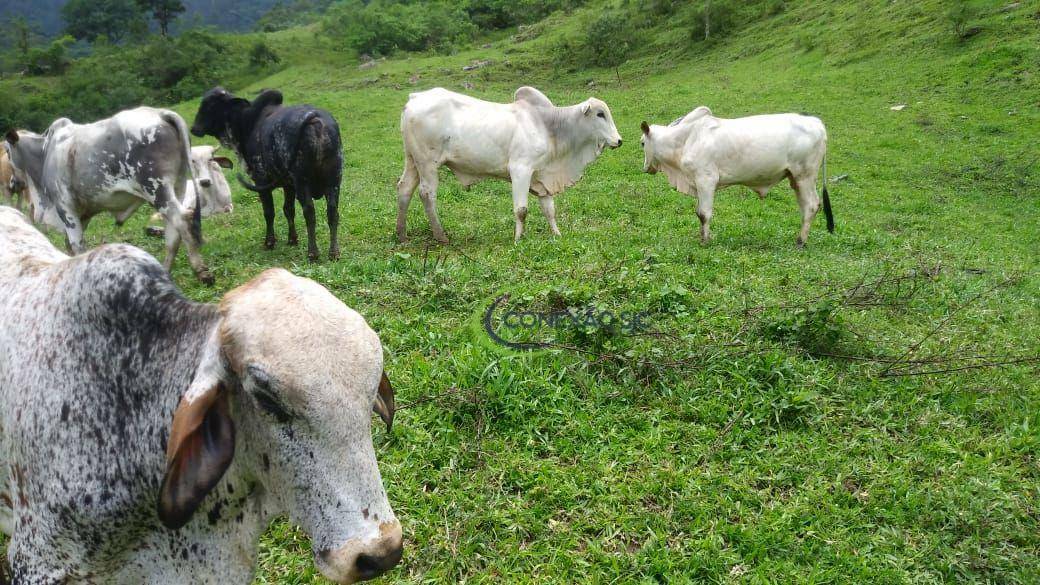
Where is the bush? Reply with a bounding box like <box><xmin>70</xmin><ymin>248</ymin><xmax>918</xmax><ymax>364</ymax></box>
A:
<box><xmin>25</xmin><ymin>36</ymin><xmax>73</xmax><ymax>76</ymax></box>
<box><xmin>689</xmin><ymin>1</ymin><xmax>738</xmax><ymax>43</ymax></box>
<box><xmin>759</xmin><ymin>300</ymin><xmax>845</xmax><ymax>355</ymax></box>
<box><xmin>249</xmin><ymin>40</ymin><xmax>281</xmax><ymax>68</ymax></box>
<box><xmin>946</xmin><ymin>0</ymin><xmax>982</xmax><ymax>40</ymax></box>
<box><xmin>322</xmin><ymin>0</ymin><xmax>477</xmax><ymax>56</ymax></box>
<box><xmin>135</xmin><ymin>30</ymin><xmax>229</xmax><ymax>103</ymax></box>
<box><xmin>584</xmin><ymin>11</ymin><xmax>634</xmax><ymax>67</ymax></box>
<box><xmin>256</xmin><ymin>0</ymin><xmax>335</xmax><ymax>33</ymax></box>
<box><xmin>464</xmin><ymin>0</ymin><xmax>584</xmax><ymax>30</ymax></box>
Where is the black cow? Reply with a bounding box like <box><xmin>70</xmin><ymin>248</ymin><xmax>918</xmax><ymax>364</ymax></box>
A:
<box><xmin>191</xmin><ymin>88</ymin><xmax>343</xmax><ymax>261</ymax></box>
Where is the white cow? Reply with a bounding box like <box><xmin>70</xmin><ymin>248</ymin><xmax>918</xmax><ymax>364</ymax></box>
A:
<box><xmin>640</xmin><ymin>107</ymin><xmax>834</xmax><ymax>246</ymax></box>
<box><xmin>397</xmin><ymin>86</ymin><xmax>623</xmax><ymax>243</ymax></box>
<box><xmin>144</xmin><ymin>145</ymin><xmax>235</xmax><ymax>235</ymax></box>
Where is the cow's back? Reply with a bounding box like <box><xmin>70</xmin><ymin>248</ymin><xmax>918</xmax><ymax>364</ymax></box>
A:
<box><xmin>402</xmin><ymin>88</ymin><xmax>519</xmax><ymax>174</ymax></box>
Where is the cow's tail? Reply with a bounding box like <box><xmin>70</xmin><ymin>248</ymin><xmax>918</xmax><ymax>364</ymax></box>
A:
<box><xmin>237</xmin><ymin>111</ymin><xmax>322</xmax><ymax>193</ymax></box>
<box><xmin>161</xmin><ymin>110</ymin><xmax>203</xmax><ymax>244</ymax></box>
<box><xmin>236</xmin><ymin>173</ymin><xmax>275</xmax><ymax>192</ymax></box>
<box><xmin>821</xmin><ymin>154</ymin><xmax>834</xmax><ymax>233</ymax></box>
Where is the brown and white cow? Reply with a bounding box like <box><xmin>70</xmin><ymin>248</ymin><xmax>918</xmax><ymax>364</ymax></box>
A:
<box><xmin>0</xmin><ymin>207</ymin><xmax>402</xmax><ymax>584</ymax></box>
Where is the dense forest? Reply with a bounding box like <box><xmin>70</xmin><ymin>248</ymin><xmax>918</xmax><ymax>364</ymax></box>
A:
<box><xmin>0</xmin><ymin>0</ymin><xmax>992</xmax><ymax>132</ymax></box>
<box><xmin>0</xmin><ymin>0</ymin><xmax>287</xmax><ymax>37</ymax></box>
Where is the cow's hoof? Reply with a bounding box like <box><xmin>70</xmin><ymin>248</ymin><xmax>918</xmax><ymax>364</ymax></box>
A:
<box><xmin>198</xmin><ymin>271</ymin><xmax>215</xmax><ymax>286</ymax></box>
<box><xmin>308</xmin><ymin>250</ymin><xmax>320</xmax><ymax>262</ymax></box>
<box><xmin>144</xmin><ymin>226</ymin><xmax>165</xmax><ymax>238</ymax></box>
<box><xmin>287</xmin><ymin>235</ymin><xmax>299</xmax><ymax>246</ymax></box>
<box><xmin>796</xmin><ymin>239</ymin><xmax>807</xmax><ymax>249</ymax></box>
<box><xmin>329</xmin><ymin>248</ymin><xmax>341</xmax><ymax>261</ymax></box>
<box><xmin>263</xmin><ymin>238</ymin><xmax>277</xmax><ymax>250</ymax></box>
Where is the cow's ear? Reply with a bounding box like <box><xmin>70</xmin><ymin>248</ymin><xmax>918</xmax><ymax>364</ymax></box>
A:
<box><xmin>5</xmin><ymin>129</ymin><xmax>18</xmax><ymax>145</ymax></box>
<box><xmin>159</xmin><ymin>382</ymin><xmax>235</xmax><ymax>530</ymax></box>
<box><xmin>641</xmin><ymin>122</ymin><xmax>650</xmax><ymax>136</ymax></box>
<box><xmin>213</xmin><ymin>156</ymin><xmax>234</xmax><ymax>169</ymax></box>
<box><xmin>159</xmin><ymin>337</ymin><xmax>236</xmax><ymax>530</ymax></box>
<box><xmin>373</xmin><ymin>372</ymin><xmax>396</xmax><ymax>433</ymax></box>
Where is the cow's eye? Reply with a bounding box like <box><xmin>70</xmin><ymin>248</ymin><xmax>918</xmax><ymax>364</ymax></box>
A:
<box><xmin>248</xmin><ymin>365</ymin><xmax>293</xmax><ymax>424</ymax></box>
<box><xmin>596</xmin><ymin>112</ymin><xmax>606</xmax><ymax>119</ymax></box>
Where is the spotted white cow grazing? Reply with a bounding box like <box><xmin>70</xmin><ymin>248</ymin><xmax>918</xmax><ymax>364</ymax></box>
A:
<box><xmin>640</xmin><ymin>107</ymin><xmax>834</xmax><ymax>246</ymax></box>
<box><xmin>146</xmin><ymin>146</ymin><xmax>235</xmax><ymax>236</ymax></box>
<box><xmin>0</xmin><ymin>207</ymin><xmax>402</xmax><ymax>584</ymax></box>
<box><xmin>398</xmin><ymin>86</ymin><xmax>623</xmax><ymax>243</ymax></box>
<box><xmin>4</xmin><ymin>107</ymin><xmax>214</xmax><ymax>283</ymax></box>
<box><xmin>0</xmin><ymin>148</ymin><xmax>26</xmax><ymax>212</ymax></box>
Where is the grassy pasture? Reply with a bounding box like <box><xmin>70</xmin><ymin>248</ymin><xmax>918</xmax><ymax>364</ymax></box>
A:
<box><xmin>3</xmin><ymin>1</ymin><xmax>1040</xmax><ymax>583</ymax></box>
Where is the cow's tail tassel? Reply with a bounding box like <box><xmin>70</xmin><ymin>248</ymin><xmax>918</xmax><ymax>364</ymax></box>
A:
<box><xmin>822</xmin><ymin>155</ymin><xmax>834</xmax><ymax>233</ymax></box>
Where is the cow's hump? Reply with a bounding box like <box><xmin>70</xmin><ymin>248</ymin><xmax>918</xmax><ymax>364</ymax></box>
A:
<box><xmin>514</xmin><ymin>87</ymin><xmax>554</xmax><ymax>108</ymax></box>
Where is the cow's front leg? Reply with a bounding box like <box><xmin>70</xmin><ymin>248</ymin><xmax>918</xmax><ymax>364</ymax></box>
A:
<box><xmin>259</xmin><ymin>189</ymin><xmax>277</xmax><ymax>249</ymax></box>
<box><xmin>298</xmin><ymin>192</ymin><xmax>320</xmax><ymax>261</ymax></box>
<box><xmin>283</xmin><ymin>186</ymin><xmax>298</xmax><ymax>246</ymax></box>
<box><xmin>162</xmin><ymin>194</ymin><xmax>214</xmax><ymax>285</ymax></box>
<box><xmin>694</xmin><ymin>178</ymin><xmax>717</xmax><ymax>244</ymax></box>
<box><xmin>509</xmin><ymin>165</ymin><xmax>533</xmax><ymax>242</ymax></box>
<box><xmin>537</xmin><ymin>194</ymin><xmax>561</xmax><ymax>237</ymax></box>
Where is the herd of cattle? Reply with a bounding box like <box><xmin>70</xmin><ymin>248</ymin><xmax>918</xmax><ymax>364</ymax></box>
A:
<box><xmin>0</xmin><ymin>85</ymin><xmax>834</xmax><ymax>584</ymax></box>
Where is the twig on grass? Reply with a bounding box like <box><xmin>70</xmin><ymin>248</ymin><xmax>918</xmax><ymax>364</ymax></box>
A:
<box><xmin>878</xmin><ymin>277</ymin><xmax>1016</xmax><ymax>377</ymax></box>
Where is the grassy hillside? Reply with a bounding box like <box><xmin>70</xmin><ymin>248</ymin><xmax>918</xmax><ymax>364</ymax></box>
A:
<box><xmin>3</xmin><ymin>0</ymin><xmax>1040</xmax><ymax>583</ymax></box>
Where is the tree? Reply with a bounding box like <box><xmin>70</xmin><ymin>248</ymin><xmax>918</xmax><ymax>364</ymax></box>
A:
<box><xmin>9</xmin><ymin>16</ymin><xmax>41</xmax><ymax>59</ymax></box>
<box><xmin>26</xmin><ymin>36</ymin><xmax>73</xmax><ymax>76</ymax></box>
<box><xmin>137</xmin><ymin>0</ymin><xmax>186</xmax><ymax>37</ymax></box>
<box><xmin>62</xmin><ymin>0</ymin><xmax>144</xmax><ymax>44</ymax></box>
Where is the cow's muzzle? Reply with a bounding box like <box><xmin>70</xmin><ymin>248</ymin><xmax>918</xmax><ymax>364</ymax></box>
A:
<box><xmin>612</xmin><ymin>139</ymin><xmax>622</xmax><ymax>149</ymax></box>
<box><xmin>316</xmin><ymin>521</ymin><xmax>403</xmax><ymax>584</ymax></box>
<box><xmin>190</xmin><ymin>125</ymin><xmax>205</xmax><ymax>138</ymax></box>
<box><xmin>10</xmin><ymin>177</ymin><xmax>25</xmax><ymax>193</ymax></box>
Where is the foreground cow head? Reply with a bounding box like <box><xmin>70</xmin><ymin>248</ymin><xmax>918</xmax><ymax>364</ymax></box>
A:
<box><xmin>581</xmin><ymin>98</ymin><xmax>623</xmax><ymax>150</ymax></box>
<box><xmin>160</xmin><ymin>269</ymin><xmax>402</xmax><ymax>583</ymax></box>
<box><xmin>189</xmin><ymin>145</ymin><xmax>234</xmax><ymax>217</ymax></box>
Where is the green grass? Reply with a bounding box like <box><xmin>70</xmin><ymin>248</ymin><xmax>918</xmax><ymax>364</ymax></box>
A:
<box><xmin>4</xmin><ymin>1</ymin><xmax>1040</xmax><ymax>583</ymax></box>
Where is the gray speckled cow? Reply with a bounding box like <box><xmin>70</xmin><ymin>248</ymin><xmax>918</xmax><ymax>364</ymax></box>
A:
<box><xmin>0</xmin><ymin>207</ymin><xmax>402</xmax><ymax>584</ymax></box>
<box><xmin>4</xmin><ymin>108</ymin><xmax>214</xmax><ymax>284</ymax></box>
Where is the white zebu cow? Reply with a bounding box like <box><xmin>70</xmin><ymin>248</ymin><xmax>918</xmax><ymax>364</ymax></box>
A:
<box><xmin>0</xmin><ymin>207</ymin><xmax>402</xmax><ymax>583</ymax></box>
<box><xmin>4</xmin><ymin>107</ymin><xmax>214</xmax><ymax>283</ymax></box>
<box><xmin>398</xmin><ymin>86</ymin><xmax>623</xmax><ymax>242</ymax></box>
<box><xmin>640</xmin><ymin>107</ymin><xmax>834</xmax><ymax>246</ymax></box>
<box><xmin>145</xmin><ymin>146</ymin><xmax>235</xmax><ymax>235</ymax></box>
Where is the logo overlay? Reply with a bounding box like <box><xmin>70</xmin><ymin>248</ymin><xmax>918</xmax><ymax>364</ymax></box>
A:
<box><xmin>482</xmin><ymin>293</ymin><xmax>650</xmax><ymax>350</ymax></box>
